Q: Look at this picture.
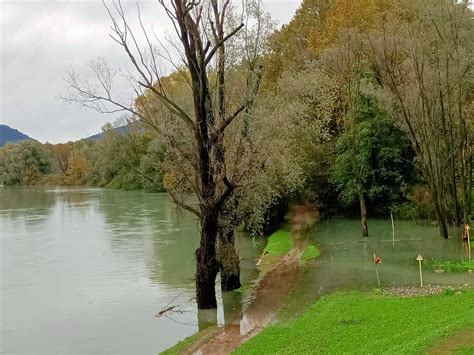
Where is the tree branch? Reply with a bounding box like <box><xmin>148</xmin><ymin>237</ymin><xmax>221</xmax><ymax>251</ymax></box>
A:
<box><xmin>205</xmin><ymin>23</ymin><xmax>244</xmax><ymax>65</ymax></box>
<box><xmin>169</xmin><ymin>191</ymin><xmax>201</xmax><ymax>217</ymax></box>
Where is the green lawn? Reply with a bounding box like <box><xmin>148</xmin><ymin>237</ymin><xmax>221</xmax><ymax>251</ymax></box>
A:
<box><xmin>234</xmin><ymin>289</ymin><xmax>474</xmax><ymax>354</ymax></box>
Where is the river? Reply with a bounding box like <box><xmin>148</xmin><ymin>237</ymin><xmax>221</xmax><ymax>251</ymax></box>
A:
<box><xmin>0</xmin><ymin>187</ymin><xmax>263</xmax><ymax>354</ymax></box>
<box><xmin>2</xmin><ymin>187</ymin><xmax>472</xmax><ymax>354</ymax></box>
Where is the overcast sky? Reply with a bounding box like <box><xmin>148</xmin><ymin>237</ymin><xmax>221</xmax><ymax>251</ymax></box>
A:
<box><xmin>0</xmin><ymin>0</ymin><xmax>302</xmax><ymax>144</ymax></box>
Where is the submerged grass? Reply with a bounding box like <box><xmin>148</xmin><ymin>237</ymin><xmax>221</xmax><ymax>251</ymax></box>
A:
<box><xmin>234</xmin><ymin>289</ymin><xmax>474</xmax><ymax>354</ymax></box>
<box><xmin>424</xmin><ymin>259</ymin><xmax>474</xmax><ymax>272</ymax></box>
<box><xmin>300</xmin><ymin>244</ymin><xmax>320</xmax><ymax>262</ymax></box>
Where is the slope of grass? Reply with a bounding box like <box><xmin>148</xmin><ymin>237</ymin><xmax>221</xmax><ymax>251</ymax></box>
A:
<box><xmin>160</xmin><ymin>333</ymin><xmax>200</xmax><ymax>355</ymax></box>
<box><xmin>234</xmin><ymin>289</ymin><xmax>474</xmax><ymax>354</ymax></box>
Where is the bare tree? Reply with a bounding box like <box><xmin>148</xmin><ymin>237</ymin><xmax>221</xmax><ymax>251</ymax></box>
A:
<box><xmin>64</xmin><ymin>0</ymin><xmax>269</xmax><ymax>309</ymax></box>
<box><xmin>368</xmin><ymin>1</ymin><xmax>474</xmax><ymax>238</ymax></box>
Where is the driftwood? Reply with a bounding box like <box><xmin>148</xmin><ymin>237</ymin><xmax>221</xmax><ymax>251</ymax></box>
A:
<box><xmin>154</xmin><ymin>305</ymin><xmax>176</xmax><ymax>318</ymax></box>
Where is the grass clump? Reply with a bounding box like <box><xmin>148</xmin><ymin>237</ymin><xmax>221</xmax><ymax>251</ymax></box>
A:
<box><xmin>258</xmin><ymin>228</ymin><xmax>293</xmax><ymax>273</ymax></box>
<box><xmin>300</xmin><ymin>244</ymin><xmax>320</xmax><ymax>262</ymax></box>
<box><xmin>263</xmin><ymin>229</ymin><xmax>293</xmax><ymax>256</ymax></box>
<box><xmin>234</xmin><ymin>289</ymin><xmax>474</xmax><ymax>354</ymax></box>
<box><xmin>424</xmin><ymin>259</ymin><xmax>474</xmax><ymax>273</ymax></box>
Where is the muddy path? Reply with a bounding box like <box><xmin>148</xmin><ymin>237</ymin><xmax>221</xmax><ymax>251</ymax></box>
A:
<box><xmin>185</xmin><ymin>203</ymin><xmax>317</xmax><ymax>355</ymax></box>
<box><xmin>426</xmin><ymin>328</ymin><xmax>474</xmax><ymax>354</ymax></box>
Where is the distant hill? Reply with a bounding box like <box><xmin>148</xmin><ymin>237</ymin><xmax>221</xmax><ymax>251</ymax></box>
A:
<box><xmin>0</xmin><ymin>125</ymin><xmax>36</xmax><ymax>147</ymax></box>
<box><xmin>85</xmin><ymin>123</ymin><xmax>140</xmax><ymax>141</ymax></box>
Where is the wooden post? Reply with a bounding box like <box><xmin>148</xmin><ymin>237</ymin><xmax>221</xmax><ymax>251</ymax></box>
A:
<box><xmin>374</xmin><ymin>254</ymin><xmax>381</xmax><ymax>288</ymax></box>
<box><xmin>391</xmin><ymin>211</ymin><xmax>395</xmax><ymax>246</ymax></box>
<box><xmin>467</xmin><ymin>226</ymin><xmax>471</xmax><ymax>262</ymax></box>
<box><xmin>375</xmin><ymin>266</ymin><xmax>380</xmax><ymax>288</ymax></box>
<box><xmin>463</xmin><ymin>224</ymin><xmax>471</xmax><ymax>262</ymax></box>
<box><xmin>417</xmin><ymin>254</ymin><xmax>423</xmax><ymax>287</ymax></box>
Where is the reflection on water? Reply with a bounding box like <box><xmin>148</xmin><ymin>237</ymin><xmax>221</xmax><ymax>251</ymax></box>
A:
<box><xmin>279</xmin><ymin>218</ymin><xmax>473</xmax><ymax>321</ymax></box>
<box><xmin>0</xmin><ymin>187</ymin><xmax>264</xmax><ymax>354</ymax></box>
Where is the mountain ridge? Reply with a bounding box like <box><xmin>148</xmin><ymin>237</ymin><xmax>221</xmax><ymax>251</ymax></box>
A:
<box><xmin>0</xmin><ymin>124</ymin><xmax>36</xmax><ymax>147</ymax></box>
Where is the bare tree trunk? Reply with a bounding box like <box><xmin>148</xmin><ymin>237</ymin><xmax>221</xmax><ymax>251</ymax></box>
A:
<box><xmin>432</xmin><ymin>188</ymin><xmax>449</xmax><ymax>239</ymax></box>
<box><xmin>469</xmin><ymin>151</ymin><xmax>473</xmax><ymax>218</ymax></box>
<box><xmin>219</xmin><ymin>228</ymin><xmax>241</xmax><ymax>292</ymax></box>
<box><xmin>461</xmin><ymin>146</ymin><xmax>470</xmax><ymax>224</ymax></box>
<box><xmin>359</xmin><ymin>190</ymin><xmax>368</xmax><ymax>237</ymax></box>
<box><xmin>195</xmin><ymin>210</ymin><xmax>220</xmax><ymax>309</ymax></box>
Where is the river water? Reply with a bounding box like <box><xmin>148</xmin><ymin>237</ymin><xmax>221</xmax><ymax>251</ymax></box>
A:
<box><xmin>0</xmin><ymin>187</ymin><xmax>263</xmax><ymax>354</ymax></box>
<box><xmin>2</xmin><ymin>187</ymin><xmax>473</xmax><ymax>354</ymax></box>
<box><xmin>279</xmin><ymin>218</ymin><xmax>473</xmax><ymax>321</ymax></box>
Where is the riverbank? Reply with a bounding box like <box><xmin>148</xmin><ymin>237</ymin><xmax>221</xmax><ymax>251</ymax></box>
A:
<box><xmin>161</xmin><ymin>205</ymin><xmax>318</xmax><ymax>354</ymax></box>
<box><xmin>161</xmin><ymin>228</ymin><xmax>307</xmax><ymax>355</ymax></box>
<box><xmin>235</xmin><ymin>287</ymin><xmax>474</xmax><ymax>354</ymax></box>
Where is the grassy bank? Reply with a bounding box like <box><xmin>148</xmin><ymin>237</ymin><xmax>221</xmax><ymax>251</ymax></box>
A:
<box><xmin>161</xmin><ymin>333</ymin><xmax>201</xmax><ymax>355</ymax></box>
<box><xmin>234</xmin><ymin>289</ymin><xmax>474</xmax><ymax>354</ymax></box>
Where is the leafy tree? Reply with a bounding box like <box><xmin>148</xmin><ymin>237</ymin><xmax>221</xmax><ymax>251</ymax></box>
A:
<box><xmin>0</xmin><ymin>141</ymin><xmax>51</xmax><ymax>185</ymax></box>
<box><xmin>330</xmin><ymin>96</ymin><xmax>411</xmax><ymax>230</ymax></box>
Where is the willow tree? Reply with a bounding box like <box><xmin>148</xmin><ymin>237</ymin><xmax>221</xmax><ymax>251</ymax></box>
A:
<box><xmin>64</xmin><ymin>0</ymin><xmax>270</xmax><ymax>309</ymax></box>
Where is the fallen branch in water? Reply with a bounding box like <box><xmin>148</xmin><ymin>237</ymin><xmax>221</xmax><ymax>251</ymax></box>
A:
<box><xmin>154</xmin><ymin>305</ymin><xmax>176</xmax><ymax>317</ymax></box>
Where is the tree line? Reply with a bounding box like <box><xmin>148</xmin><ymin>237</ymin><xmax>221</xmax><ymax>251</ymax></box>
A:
<box><xmin>1</xmin><ymin>0</ymin><xmax>472</xmax><ymax>310</ymax></box>
<box><xmin>0</xmin><ymin>119</ymin><xmax>165</xmax><ymax>191</ymax></box>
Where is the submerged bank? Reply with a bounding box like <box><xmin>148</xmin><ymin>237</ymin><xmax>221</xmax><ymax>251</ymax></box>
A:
<box><xmin>162</xmin><ymin>215</ymin><xmax>473</xmax><ymax>354</ymax></box>
<box><xmin>162</xmin><ymin>205</ymin><xmax>318</xmax><ymax>354</ymax></box>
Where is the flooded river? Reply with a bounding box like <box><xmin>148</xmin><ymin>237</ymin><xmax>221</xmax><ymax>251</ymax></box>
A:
<box><xmin>1</xmin><ymin>187</ymin><xmax>472</xmax><ymax>354</ymax></box>
<box><xmin>279</xmin><ymin>218</ymin><xmax>473</xmax><ymax>321</ymax></box>
<box><xmin>0</xmin><ymin>187</ymin><xmax>263</xmax><ymax>354</ymax></box>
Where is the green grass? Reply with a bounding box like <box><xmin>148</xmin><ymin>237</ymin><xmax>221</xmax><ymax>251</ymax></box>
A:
<box><xmin>300</xmin><ymin>244</ymin><xmax>320</xmax><ymax>262</ymax></box>
<box><xmin>234</xmin><ymin>289</ymin><xmax>474</xmax><ymax>354</ymax></box>
<box><xmin>259</xmin><ymin>228</ymin><xmax>294</xmax><ymax>273</ymax></box>
<box><xmin>424</xmin><ymin>259</ymin><xmax>474</xmax><ymax>272</ymax></box>
<box><xmin>160</xmin><ymin>333</ymin><xmax>200</xmax><ymax>355</ymax></box>
<box><xmin>263</xmin><ymin>229</ymin><xmax>293</xmax><ymax>256</ymax></box>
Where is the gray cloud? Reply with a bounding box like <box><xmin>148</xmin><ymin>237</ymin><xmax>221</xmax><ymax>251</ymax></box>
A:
<box><xmin>1</xmin><ymin>0</ymin><xmax>301</xmax><ymax>143</ymax></box>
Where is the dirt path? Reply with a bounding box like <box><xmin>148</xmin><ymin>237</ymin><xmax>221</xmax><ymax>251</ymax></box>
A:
<box><xmin>426</xmin><ymin>328</ymin><xmax>474</xmax><ymax>354</ymax></box>
<box><xmin>185</xmin><ymin>204</ymin><xmax>317</xmax><ymax>355</ymax></box>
